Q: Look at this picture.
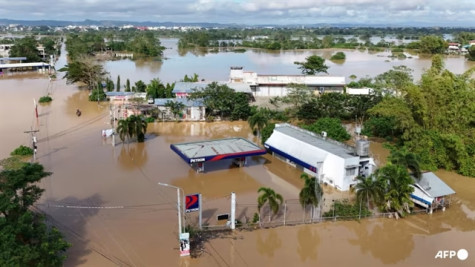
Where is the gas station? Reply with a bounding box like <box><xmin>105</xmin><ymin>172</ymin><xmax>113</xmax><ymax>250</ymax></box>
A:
<box><xmin>170</xmin><ymin>138</ymin><xmax>266</xmax><ymax>172</ymax></box>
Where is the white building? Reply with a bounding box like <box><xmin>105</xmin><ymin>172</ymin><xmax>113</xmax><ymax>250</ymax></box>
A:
<box><xmin>154</xmin><ymin>98</ymin><xmax>206</xmax><ymax>121</ymax></box>
<box><xmin>264</xmin><ymin>123</ymin><xmax>376</xmax><ymax>191</ymax></box>
<box><xmin>229</xmin><ymin>67</ymin><xmax>346</xmax><ymax>97</ymax></box>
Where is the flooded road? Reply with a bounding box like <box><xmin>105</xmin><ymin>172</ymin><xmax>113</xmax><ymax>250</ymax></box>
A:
<box><xmin>1</xmin><ymin>43</ymin><xmax>474</xmax><ymax>266</ymax></box>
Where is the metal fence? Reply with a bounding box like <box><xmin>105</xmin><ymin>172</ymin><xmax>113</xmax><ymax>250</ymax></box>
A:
<box><xmin>184</xmin><ymin>198</ymin><xmax>397</xmax><ymax>231</ymax></box>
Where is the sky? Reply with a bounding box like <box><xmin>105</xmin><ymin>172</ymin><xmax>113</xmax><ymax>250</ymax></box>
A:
<box><xmin>0</xmin><ymin>0</ymin><xmax>474</xmax><ymax>26</ymax></box>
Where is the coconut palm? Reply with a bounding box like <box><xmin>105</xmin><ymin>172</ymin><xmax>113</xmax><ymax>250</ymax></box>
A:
<box><xmin>299</xmin><ymin>173</ymin><xmax>323</xmax><ymax>208</ymax></box>
<box><xmin>378</xmin><ymin>165</ymin><xmax>414</xmax><ymax>215</ymax></box>
<box><xmin>257</xmin><ymin>187</ymin><xmax>284</xmax><ymax>217</ymax></box>
<box><xmin>248</xmin><ymin>108</ymin><xmax>271</xmax><ymax>141</ymax></box>
<box><xmin>388</xmin><ymin>147</ymin><xmax>421</xmax><ymax>179</ymax></box>
<box><xmin>355</xmin><ymin>175</ymin><xmax>383</xmax><ymax>210</ymax></box>
<box><xmin>116</xmin><ymin>115</ymin><xmax>148</xmax><ymax>143</ymax></box>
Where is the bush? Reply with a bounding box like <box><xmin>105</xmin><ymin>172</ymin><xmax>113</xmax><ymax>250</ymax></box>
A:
<box><xmin>89</xmin><ymin>89</ymin><xmax>106</xmax><ymax>102</ymax></box>
<box><xmin>252</xmin><ymin>212</ymin><xmax>260</xmax><ymax>223</ymax></box>
<box><xmin>330</xmin><ymin>52</ymin><xmax>346</xmax><ymax>60</ymax></box>
<box><xmin>145</xmin><ymin>117</ymin><xmax>155</xmax><ymax>123</ymax></box>
<box><xmin>38</xmin><ymin>95</ymin><xmax>53</xmax><ymax>103</ymax></box>
<box><xmin>391</xmin><ymin>48</ymin><xmax>404</xmax><ymax>53</ymax></box>
<box><xmin>10</xmin><ymin>145</ymin><xmax>34</xmax><ymax>156</ymax></box>
<box><xmin>362</xmin><ymin>116</ymin><xmax>399</xmax><ymax>138</ymax></box>
<box><xmin>302</xmin><ymin>117</ymin><xmax>350</xmax><ymax>142</ymax></box>
<box><xmin>323</xmin><ymin>199</ymin><xmax>372</xmax><ymax>219</ymax></box>
<box><xmin>261</xmin><ymin>123</ymin><xmax>275</xmax><ymax>144</ymax></box>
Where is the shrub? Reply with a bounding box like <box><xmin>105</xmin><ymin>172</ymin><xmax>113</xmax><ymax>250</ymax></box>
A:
<box><xmin>145</xmin><ymin>117</ymin><xmax>155</xmax><ymax>123</ymax></box>
<box><xmin>38</xmin><ymin>95</ymin><xmax>53</xmax><ymax>103</ymax></box>
<box><xmin>330</xmin><ymin>52</ymin><xmax>346</xmax><ymax>60</ymax></box>
<box><xmin>11</xmin><ymin>145</ymin><xmax>34</xmax><ymax>156</ymax></box>
<box><xmin>302</xmin><ymin>117</ymin><xmax>351</xmax><ymax>142</ymax></box>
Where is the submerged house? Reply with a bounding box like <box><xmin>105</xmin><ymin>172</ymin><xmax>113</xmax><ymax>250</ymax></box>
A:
<box><xmin>264</xmin><ymin>123</ymin><xmax>376</xmax><ymax>191</ymax></box>
<box><xmin>229</xmin><ymin>67</ymin><xmax>346</xmax><ymax>97</ymax></box>
<box><xmin>410</xmin><ymin>172</ymin><xmax>455</xmax><ymax>213</ymax></box>
<box><xmin>153</xmin><ymin>98</ymin><xmax>206</xmax><ymax>121</ymax></box>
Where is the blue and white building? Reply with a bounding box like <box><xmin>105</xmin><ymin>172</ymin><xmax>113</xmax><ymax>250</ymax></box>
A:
<box><xmin>264</xmin><ymin>123</ymin><xmax>376</xmax><ymax>191</ymax></box>
<box><xmin>410</xmin><ymin>172</ymin><xmax>455</xmax><ymax>213</ymax></box>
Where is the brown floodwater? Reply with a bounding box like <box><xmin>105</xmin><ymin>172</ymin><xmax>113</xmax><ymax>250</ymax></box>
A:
<box><xmin>1</xmin><ymin>55</ymin><xmax>475</xmax><ymax>266</ymax></box>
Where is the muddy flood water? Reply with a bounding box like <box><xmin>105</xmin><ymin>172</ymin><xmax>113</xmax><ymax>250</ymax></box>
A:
<box><xmin>1</xmin><ymin>75</ymin><xmax>474</xmax><ymax>267</ymax></box>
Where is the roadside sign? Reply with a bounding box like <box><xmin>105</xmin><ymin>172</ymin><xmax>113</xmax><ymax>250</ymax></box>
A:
<box><xmin>179</xmin><ymin>232</ymin><xmax>190</xmax><ymax>257</ymax></box>
<box><xmin>185</xmin><ymin>194</ymin><xmax>200</xmax><ymax>213</ymax></box>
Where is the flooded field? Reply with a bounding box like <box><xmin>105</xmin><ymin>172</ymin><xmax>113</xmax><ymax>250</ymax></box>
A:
<box><xmin>1</xmin><ymin>41</ymin><xmax>474</xmax><ymax>266</ymax></box>
<box><xmin>1</xmin><ymin>75</ymin><xmax>474</xmax><ymax>267</ymax></box>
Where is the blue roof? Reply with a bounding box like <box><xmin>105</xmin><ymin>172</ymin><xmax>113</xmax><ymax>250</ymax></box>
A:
<box><xmin>105</xmin><ymin>92</ymin><xmax>135</xmax><ymax>96</ymax></box>
<box><xmin>154</xmin><ymin>98</ymin><xmax>205</xmax><ymax>107</ymax></box>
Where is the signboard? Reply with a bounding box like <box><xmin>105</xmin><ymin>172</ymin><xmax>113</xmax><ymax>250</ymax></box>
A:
<box><xmin>179</xmin><ymin>232</ymin><xmax>190</xmax><ymax>257</ymax></box>
<box><xmin>185</xmin><ymin>194</ymin><xmax>200</xmax><ymax>213</ymax></box>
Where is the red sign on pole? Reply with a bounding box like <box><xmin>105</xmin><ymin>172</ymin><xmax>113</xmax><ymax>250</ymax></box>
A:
<box><xmin>185</xmin><ymin>194</ymin><xmax>200</xmax><ymax>213</ymax></box>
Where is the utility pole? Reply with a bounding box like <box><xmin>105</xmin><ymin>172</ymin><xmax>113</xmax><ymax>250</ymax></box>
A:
<box><xmin>24</xmin><ymin>129</ymin><xmax>39</xmax><ymax>161</ymax></box>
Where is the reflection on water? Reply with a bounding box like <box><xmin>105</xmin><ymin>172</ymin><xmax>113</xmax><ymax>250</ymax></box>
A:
<box><xmin>104</xmin><ymin>39</ymin><xmax>475</xmax><ymax>86</ymax></box>
<box><xmin>1</xmin><ymin>39</ymin><xmax>475</xmax><ymax>267</ymax></box>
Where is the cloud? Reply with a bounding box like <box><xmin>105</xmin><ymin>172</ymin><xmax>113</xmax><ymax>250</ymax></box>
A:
<box><xmin>0</xmin><ymin>0</ymin><xmax>473</xmax><ymax>26</ymax></box>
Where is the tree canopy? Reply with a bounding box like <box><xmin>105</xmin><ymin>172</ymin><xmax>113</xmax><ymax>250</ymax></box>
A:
<box><xmin>368</xmin><ymin>57</ymin><xmax>475</xmax><ymax>176</ymax></box>
<box><xmin>58</xmin><ymin>56</ymin><xmax>108</xmax><ymax>89</ymax></box>
<box><xmin>0</xmin><ymin>163</ymin><xmax>70</xmax><ymax>266</ymax></box>
<box><xmin>294</xmin><ymin>55</ymin><xmax>329</xmax><ymax>75</ymax></box>
<box><xmin>9</xmin><ymin>36</ymin><xmax>41</xmax><ymax>62</ymax></box>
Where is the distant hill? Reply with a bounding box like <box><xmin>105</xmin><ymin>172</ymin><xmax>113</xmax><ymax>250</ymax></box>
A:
<box><xmin>0</xmin><ymin>18</ymin><xmax>473</xmax><ymax>29</ymax></box>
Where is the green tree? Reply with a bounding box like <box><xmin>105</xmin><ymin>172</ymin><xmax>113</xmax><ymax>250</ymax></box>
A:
<box><xmin>59</xmin><ymin>56</ymin><xmax>108</xmax><ymax>89</ymax></box>
<box><xmin>116</xmin><ymin>115</ymin><xmax>148</xmax><ymax>143</ymax></box>
<box><xmin>282</xmin><ymin>84</ymin><xmax>314</xmax><ymax>110</ymax></box>
<box><xmin>294</xmin><ymin>55</ymin><xmax>329</xmax><ymax>75</ymax></box>
<box><xmin>330</xmin><ymin>52</ymin><xmax>346</xmax><ymax>60</ymax></box>
<box><xmin>116</xmin><ymin>75</ymin><xmax>121</xmax><ymax>92</ymax></box>
<box><xmin>299</xmin><ymin>173</ymin><xmax>323</xmax><ymax>214</ymax></box>
<box><xmin>134</xmin><ymin>80</ymin><xmax>147</xmax><ymax>93</ymax></box>
<box><xmin>419</xmin><ymin>35</ymin><xmax>447</xmax><ymax>54</ymax></box>
<box><xmin>188</xmin><ymin>82</ymin><xmax>238</xmax><ymax>119</ymax></box>
<box><xmin>261</xmin><ymin>123</ymin><xmax>275</xmax><ymax>144</ymax></box>
<box><xmin>9</xmin><ymin>36</ymin><xmax>41</xmax><ymax>62</ymax></box>
<box><xmin>302</xmin><ymin>117</ymin><xmax>350</xmax><ymax>142</ymax></box>
<box><xmin>388</xmin><ymin>147</ymin><xmax>422</xmax><ymax>179</ymax></box>
<box><xmin>0</xmin><ymin>163</ymin><xmax>70</xmax><ymax>266</ymax></box>
<box><xmin>248</xmin><ymin>108</ymin><xmax>271</xmax><ymax>142</ymax></box>
<box><xmin>181</xmin><ymin>73</ymin><xmax>199</xmax><ymax>82</ymax></box>
<box><xmin>165</xmin><ymin>100</ymin><xmax>186</xmax><ymax>120</ymax></box>
<box><xmin>378</xmin><ymin>165</ymin><xmax>414</xmax><ymax>216</ymax></box>
<box><xmin>257</xmin><ymin>187</ymin><xmax>284</xmax><ymax>217</ymax></box>
<box><xmin>147</xmin><ymin>78</ymin><xmax>165</xmax><ymax>99</ymax></box>
<box><xmin>467</xmin><ymin>46</ymin><xmax>475</xmax><ymax>61</ymax></box>
<box><xmin>125</xmin><ymin>79</ymin><xmax>131</xmax><ymax>92</ymax></box>
<box><xmin>355</xmin><ymin>175</ymin><xmax>383</xmax><ymax>210</ymax></box>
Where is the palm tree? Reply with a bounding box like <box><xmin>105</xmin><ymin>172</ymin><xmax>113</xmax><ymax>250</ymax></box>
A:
<box><xmin>116</xmin><ymin>115</ymin><xmax>148</xmax><ymax>143</ymax></box>
<box><xmin>355</xmin><ymin>175</ymin><xmax>383</xmax><ymax>210</ymax></box>
<box><xmin>299</xmin><ymin>173</ymin><xmax>323</xmax><ymax>220</ymax></box>
<box><xmin>248</xmin><ymin>108</ymin><xmax>271</xmax><ymax>142</ymax></box>
<box><xmin>378</xmin><ymin>165</ymin><xmax>415</xmax><ymax>215</ymax></box>
<box><xmin>388</xmin><ymin>147</ymin><xmax>421</xmax><ymax>179</ymax></box>
<box><xmin>257</xmin><ymin>187</ymin><xmax>284</xmax><ymax>218</ymax></box>
<box><xmin>299</xmin><ymin>173</ymin><xmax>323</xmax><ymax>207</ymax></box>
<box><xmin>117</xmin><ymin>117</ymin><xmax>132</xmax><ymax>143</ymax></box>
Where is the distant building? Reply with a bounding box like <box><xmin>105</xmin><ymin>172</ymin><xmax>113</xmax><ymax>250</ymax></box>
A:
<box><xmin>264</xmin><ymin>123</ymin><xmax>376</xmax><ymax>191</ymax></box>
<box><xmin>410</xmin><ymin>172</ymin><xmax>455</xmax><ymax>213</ymax></box>
<box><xmin>229</xmin><ymin>67</ymin><xmax>346</xmax><ymax>97</ymax></box>
<box><xmin>172</xmin><ymin>81</ymin><xmax>252</xmax><ymax>98</ymax></box>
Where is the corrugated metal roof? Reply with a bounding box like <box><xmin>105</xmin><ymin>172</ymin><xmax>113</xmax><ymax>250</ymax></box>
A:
<box><xmin>153</xmin><ymin>98</ymin><xmax>204</xmax><ymax>107</ymax></box>
<box><xmin>105</xmin><ymin>92</ymin><xmax>135</xmax><ymax>96</ymax></box>
<box><xmin>265</xmin><ymin>123</ymin><xmax>357</xmax><ymax>160</ymax></box>
<box><xmin>0</xmin><ymin>62</ymin><xmax>50</xmax><ymax>68</ymax></box>
<box><xmin>171</xmin><ymin>138</ymin><xmax>265</xmax><ymax>162</ymax></box>
<box><xmin>173</xmin><ymin>82</ymin><xmax>252</xmax><ymax>93</ymax></box>
<box><xmin>415</xmin><ymin>172</ymin><xmax>456</xmax><ymax>198</ymax></box>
